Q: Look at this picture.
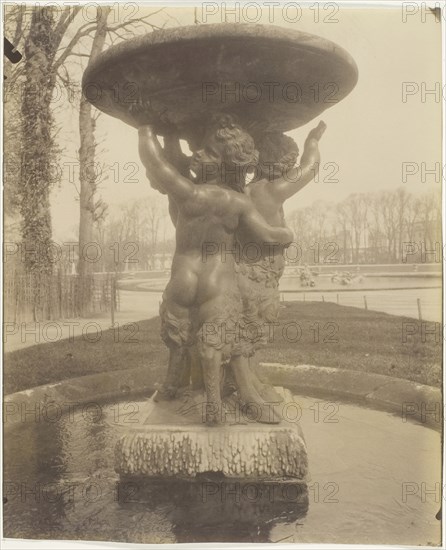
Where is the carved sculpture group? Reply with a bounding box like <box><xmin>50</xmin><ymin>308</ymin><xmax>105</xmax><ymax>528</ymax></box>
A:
<box><xmin>128</xmin><ymin>103</ymin><xmax>326</xmax><ymax>425</ymax></box>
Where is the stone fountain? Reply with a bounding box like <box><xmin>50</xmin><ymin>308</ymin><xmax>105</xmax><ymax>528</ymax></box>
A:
<box><xmin>83</xmin><ymin>23</ymin><xmax>357</xmax><ymax>493</ymax></box>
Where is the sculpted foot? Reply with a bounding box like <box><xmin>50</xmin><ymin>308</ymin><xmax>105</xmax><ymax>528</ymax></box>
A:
<box><xmin>231</xmin><ymin>355</ymin><xmax>281</xmax><ymax>423</ymax></box>
<box><xmin>206</xmin><ymin>400</ymin><xmax>223</xmax><ymax>426</ymax></box>
<box><xmin>255</xmin><ymin>382</ymin><xmax>284</xmax><ymax>403</ymax></box>
<box><xmin>201</xmin><ymin>348</ymin><xmax>224</xmax><ymax>426</ymax></box>
<box><xmin>237</xmin><ymin>380</ymin><xmax>281</xmax><ymax>423</ymax></box>
<box><xmin>250</xmin><ymin>371</ymin><xmax>284</xmax><ymax>403</ymax></box>
<box><xmin>241</xmin><ymin>399</ymin><xmax>281</xmax><ymax>424</ymax></box>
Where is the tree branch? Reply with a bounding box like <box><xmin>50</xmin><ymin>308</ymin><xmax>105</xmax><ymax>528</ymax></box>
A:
<box><xmin>107</xmin><ymin>28</ymin><xmax>129</xmax><ymax>41</ymax></box>
<box><xmin>105</xmin><ymin>8</ymin><xmax>165</xmax><ymax>32</ymax></box>
<box><xmin>53</xmin><ymin>7</ymin><xmax>81</xmax><ymax>43</ymax></box>
<box><xmin>12</xmin><ymin>4</ymin><xmax>25</xmax><ymax>46</ymax></box>
<box><xmin>65</xmin><ymin>52</ymin><xmax>91</xmax><ymax>59</ymax></box>
<box><xmin>53</xmin><ymin>23</ymin><xmax>98</xmax><ymax>71</ymax></box>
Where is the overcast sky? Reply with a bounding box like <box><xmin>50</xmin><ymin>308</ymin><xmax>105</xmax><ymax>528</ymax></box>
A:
<box><xmin>50</xmin><ymin>4</ymin><xmax>443</xmax><ymax>242</ymax></box>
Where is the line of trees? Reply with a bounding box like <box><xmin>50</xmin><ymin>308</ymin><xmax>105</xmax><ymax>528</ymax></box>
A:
<box><xmin>287</xmin><ymin>187</ymin><xmax>441</xmax><ymax>264</ymax></box>
<box><xmin>93</xmin><ymin>197</ymin><xmax>173</xmax><ymax>273</ymax></box>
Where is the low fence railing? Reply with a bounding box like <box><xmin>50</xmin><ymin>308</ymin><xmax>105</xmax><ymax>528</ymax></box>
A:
<box><xmin>3</xmin><ymin>271</ymin><xmax>118</xmax><ymax>323</ymax></box>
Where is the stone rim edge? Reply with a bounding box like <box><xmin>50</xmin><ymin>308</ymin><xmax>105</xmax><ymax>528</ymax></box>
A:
<box><xmin>4</xmin><ymin>363</ymin><xmax>441</xmax><ymax>431</ymax></box>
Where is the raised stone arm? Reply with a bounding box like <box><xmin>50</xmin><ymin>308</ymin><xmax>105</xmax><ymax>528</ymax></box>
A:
<box><xmin>163</xmin><ymin>134</ymin><xmax>191</xmax><ymax>178</ymax></box>
<box><xmin>269</xmin><ymin>120</ymin><xmax>326</xmax><ymax>202</ymax></box>
<box><xmin>138</xmin><ymin>126</ymin><xmax>197</xmax><ymax>202</ymax></box>
<box><xmin>162</xmin><ymin>135</ymin><xmax>190</xmax><ymax>227</ymax></box>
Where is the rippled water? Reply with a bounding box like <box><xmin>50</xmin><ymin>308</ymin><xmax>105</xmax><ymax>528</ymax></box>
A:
<box><xmin>3</xmin><ymin>396</ymin><xmax>441</xmax><ymax>545</ymax></box>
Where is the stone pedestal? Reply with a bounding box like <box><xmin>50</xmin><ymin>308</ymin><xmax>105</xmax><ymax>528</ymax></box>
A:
<box><xmin>114</xmin><ymin>387</ymin><xmax>308</xmax><ymax>482</ymax></box>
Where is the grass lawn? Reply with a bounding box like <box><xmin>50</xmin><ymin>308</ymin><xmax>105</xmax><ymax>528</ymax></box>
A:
<box><xmin>4</xmin><ymin>302</ymin><xmax>441</xmax><ymax>395</ymax></box>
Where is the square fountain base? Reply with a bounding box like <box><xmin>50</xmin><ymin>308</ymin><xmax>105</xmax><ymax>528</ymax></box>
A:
<box><xmin>114</xmin><ymin>387</ymin><xmax>308</xmax><ymax>481</ymax></box>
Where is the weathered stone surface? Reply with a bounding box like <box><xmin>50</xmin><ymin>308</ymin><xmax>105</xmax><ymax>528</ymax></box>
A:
<box><xmin>114</xmin><ymin>387</ymin><xmax>308</xmax><ymax>480</ymax></box>
<box><xmin>82</xmin><ymin>23</ymin><xmax>358</xmax><ymax>141</ymax></box>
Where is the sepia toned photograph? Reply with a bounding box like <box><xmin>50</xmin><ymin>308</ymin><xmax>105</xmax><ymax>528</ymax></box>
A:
<box><xmin>2</xmin><ymin>1</ymin><xmax>444</xmax><ymax>547</ymax></box>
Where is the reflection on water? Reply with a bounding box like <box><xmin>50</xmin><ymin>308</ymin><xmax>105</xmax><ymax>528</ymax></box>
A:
<box><xmin>3</xmin><ymin>396</ymin><xmax>441</xmax><ymax>545</ymax></box>
<box><xmin>116</xmin><ymin>476</ymin><xmax>308</xmax><ymax>542</ymax></box>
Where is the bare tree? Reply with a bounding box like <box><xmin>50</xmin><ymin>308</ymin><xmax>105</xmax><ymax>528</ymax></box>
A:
<box><xmin>287</xmin><ymin>188</ymin><xmax>439</xmax><ymax>266</ymax></box>
<box><xmin>6</xmin><ymin>6</ymin><xmax>96</xmax><ymax>319</ymax></box>
<box><xmin>93</xmin><ymin>196</ymin><xmax>171</xmax><ymax>273</ymax></box>
<box><xmin>334</xmin><ymin>201</ymin><xmax>350</xmax><ymax>264</ymax></box>
<box><xmin>394</xmin><ymin>187</ymin><xmax>412</xmax><ymax>261</ymax></box>
<box><xmin>76</xmin><ymin>7</ymin><xmax>112</xmax><ymax>311</ymax></box>
<box><xmin>377</xmin><ymin>191</ymin><xmax>397</xmax><ymax>262</ymax></box>
<box><xmin>418</xmin><ymin>189</ymin><xmax>441</xmax><ymax>252</ymax></box>
<box><xmin>18</xmin><ymin>7</ymin><xmax>82</xmax><ymax>275</ymax></box>
<box><xmin>364</xmin><ymin>192</ymin><xmax>385</xmax><ymax>263</ymax></box>
<box><xmin>74</xmin><ymin>7</ymin><xmax>169</xmax><ymax>310</ymax></box>
<box><xmin>341</xmin><ymin>194</ymin><xmax>368</xmax><ymax>264</ymax></box>
<box><xmin>5</xmin><ymin>5</ymin><xmax>173</xmax><ymax>317</ymax></box>
<box><xmin>404</xmin><ymin>194</ymin><xmax>420</xmax><ymax>244</ymax></box>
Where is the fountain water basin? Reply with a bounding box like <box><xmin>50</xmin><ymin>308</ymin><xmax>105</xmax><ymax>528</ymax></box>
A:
<box><xmin>3</xmin><ymin>392</ymin><xmax>440</xmax><ymax>545</ymax></box>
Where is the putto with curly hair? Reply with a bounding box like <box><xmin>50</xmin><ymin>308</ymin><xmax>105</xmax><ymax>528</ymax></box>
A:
<box><xmin>230</xmin><ymin>121</ymin><xmax>326</xmax><ymax>375</ymax></box>
<box><xmin>136</xmin><ymin>112</ymin><xmax>294</xmax><ymax>424</ymax></box>
<box><xmin>209</xmin><ymin>113</ymin><xmax>259</xmax><ymax>165</ymax></box>
<box><xmin>205</xmin><ymin>113</ymin><xmax>259</xmax><ymax>189</ymax></box>
<box><xmin>254</xmin><ymin>132</ymin><xmax>299</xmax><ymax>182</ymax></box>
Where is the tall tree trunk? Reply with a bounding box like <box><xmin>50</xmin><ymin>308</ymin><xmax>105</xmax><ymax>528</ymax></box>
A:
<box><xmin>21</xmin><ymin>8</ymin><xmax>57</xmax><ymax>275</ymax></box>
<box><xmin>77</xmin><ymin>7</ymin><xmax>111</xmax><ymax>313</ymax></box>
<box><xmin>20</xmin><ymin>8</ymin><xmax>59</xmax><ymax>320</ymax></box>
